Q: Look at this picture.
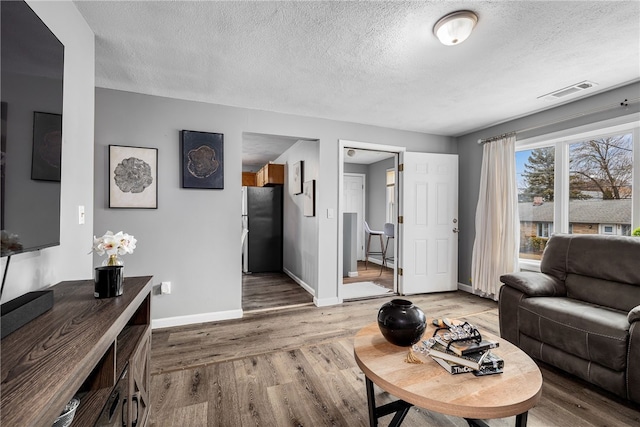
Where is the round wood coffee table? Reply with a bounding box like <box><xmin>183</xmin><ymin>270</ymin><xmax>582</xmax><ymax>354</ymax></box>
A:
<box><xmin>354</xmin><ymin>322</ymin><xmax>542</xmax><ymax>427</ymax></box>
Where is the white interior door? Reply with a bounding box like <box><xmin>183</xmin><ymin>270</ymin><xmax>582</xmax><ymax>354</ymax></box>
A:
<box><xmin>343</xmin><ymin>174</ymin><xmax>365</xmax><ymax>260</ymax></box>
<box><xmin>399</xmin><ymin>152</ymin><xmax>458</xmax><ymax>294</ymax></box>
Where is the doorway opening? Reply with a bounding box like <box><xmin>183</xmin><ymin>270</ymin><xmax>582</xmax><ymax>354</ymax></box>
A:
<box><xmin>340</xmin><ymin>142</ymin><xmax>402</xmax><ymax>300</ymax></box>
<box><xmin>241</xmin><ymin>132</ymin><xmax>317</xmax><ymax>313</ymax></box>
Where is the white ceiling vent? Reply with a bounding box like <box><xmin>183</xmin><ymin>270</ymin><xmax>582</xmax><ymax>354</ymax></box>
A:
<box><xmin>538</xmin><ymin>81</ymin><xmax>598</xmax><ymax>101</ymax></box>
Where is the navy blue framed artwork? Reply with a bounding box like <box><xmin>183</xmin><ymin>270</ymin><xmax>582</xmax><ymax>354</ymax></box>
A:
<box><xmin>31</xmin><ymin>112</ymin><xmax>62</xmax><ymax>181</ymax></box>
<box><xmin>181</xmin><ymin>130</ymin><xmax>224</xmax><ymax>189</ymax></box>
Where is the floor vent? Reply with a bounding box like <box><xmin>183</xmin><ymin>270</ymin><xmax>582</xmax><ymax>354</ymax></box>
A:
<box><xmin>538</xmin><ymin>81</ymin><xmax>597</xmax><ymax>101</ymax></box>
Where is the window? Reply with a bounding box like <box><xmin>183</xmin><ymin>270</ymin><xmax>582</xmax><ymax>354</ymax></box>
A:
<box><xmin>516</xmin><ymin>121</ymin><xmax>638</xmax><ymax>262</ymax></box>
<box><xmin>386</xmin><ymin>168</ymin><xmax>395</xmax><ymax>223</ymax></box>
<box><xmin>516</xmin><ymin>147</ymin><xmax>555</xmax><ymax>259</ymax></box>
<box><xmin>569</xmin><ymin>133</ymin><xmax>632</xmax><ymax>237</ymax></box>
<box><xmin>537</xmin><ymin>222</ymin><xmax>554</xmax><ymax>237</ymax></box>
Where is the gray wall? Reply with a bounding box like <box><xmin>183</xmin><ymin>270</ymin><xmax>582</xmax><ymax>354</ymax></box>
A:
<box><xmin>1</xmin><ymin>2</ymin><xmax>95</xmax><ymax>303</ymax></box>
<box><xmin>457</xmin><ymin>82</ymin><xmax>640</xmax><ymax>287</ymax></box>
<box><xmin>365</xmin><ymin>157</ymin><xmax>396</xmax><ymax>258</ymax></box>
<box><xmin>343</xmin><ymin>159</ymin><xmax>396</xmax><ymax>259</ymax></box>
<box><xmin>344</xmin><ymin>163</ymin><xmax>368</xmax><ymax>174</ymax></box>
<box><xmin>94</xmin><ymin>88</ymin><xmax>454</xmax><ymax>322</ymax></box>
<box><xmin>275</xmin><ymin>140</ymin><xmax>319</xmax><ymax>293</ymax></box>
<box><xmin>343</xmin><ymin>213</ymin><xmax>357</xmax><ymax>276</ymax></box>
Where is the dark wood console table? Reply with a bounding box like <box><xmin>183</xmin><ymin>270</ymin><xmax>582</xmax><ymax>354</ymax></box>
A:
<box><xmin>1</xmin><ymin>276</ymin><xmax>153</xmax><ymax>427</ymax></box>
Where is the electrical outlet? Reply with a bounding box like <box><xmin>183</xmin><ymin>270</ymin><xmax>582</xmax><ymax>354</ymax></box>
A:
<box><xmin>78</xmin><ymin>206</ymin><xmax>85</xmax><ymax>224</ymax></box>
<box><xmin>161</xmin><ymin>281</ymin><xmax>171</xmax><ymax>295</ymax></box>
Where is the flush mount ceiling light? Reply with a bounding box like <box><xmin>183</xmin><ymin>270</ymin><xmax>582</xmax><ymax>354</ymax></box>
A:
<box><xmin>433</xmin><ymin>10</ymin><xmax>478</xmax><ymax>46</ymax></box>
<box><xmin>347</xmin><ymin>149</ymin><xmax>356</xmax><ymax>157</ymax></box>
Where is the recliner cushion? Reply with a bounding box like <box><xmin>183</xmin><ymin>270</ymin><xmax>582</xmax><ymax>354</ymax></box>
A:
<box><xmin>518</xmin><ymin>297</ymin><xmax>629</xmax><ymax>371</ymax></box>
<box><xmin>541</xmin><ymin>234</ymin><xmax>640</xmax><ymax>285</ymax></box>
<box><xmin>518</xmin><ymin>334</ymin><xmax>627</xmax><ymax>398</ymax></box>
<box><xmin>565</xmin><ymin>274</ymin><xmax>640</xmax><ymax>313</ymax></box>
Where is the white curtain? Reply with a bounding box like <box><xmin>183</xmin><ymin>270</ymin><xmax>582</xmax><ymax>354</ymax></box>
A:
<box><xmin>471</xmin><ymin>134</ymin><xmax>519</xmax><ymax>300</ymax></box>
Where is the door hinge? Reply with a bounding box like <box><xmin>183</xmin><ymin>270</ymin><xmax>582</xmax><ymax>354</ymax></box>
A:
<box><xmin>398</xmin><ymin>216</ymin><xmax>404</xmax><ymax>224</ymax></box>
<box><xmin>398</xmin><ymin>164</ymin><xmax>404</xmax><ymax>172</ymax></box>
<box><xmin>398</xmin><ymin>268</ymin><xmax>403</xmax><ymax>276</ymax></box>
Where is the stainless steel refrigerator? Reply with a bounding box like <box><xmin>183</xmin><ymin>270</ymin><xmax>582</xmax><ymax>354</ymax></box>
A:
<box><xmin>242</xmin><ymin>186</ymin><xmax>283</xmax><ymax>273</ymax></box>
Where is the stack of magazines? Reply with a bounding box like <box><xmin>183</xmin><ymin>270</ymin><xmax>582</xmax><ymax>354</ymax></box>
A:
<box><xmin>421</xmin><ymin>320</ymin><xmax>504</xmax><ymax>376</ymax></box>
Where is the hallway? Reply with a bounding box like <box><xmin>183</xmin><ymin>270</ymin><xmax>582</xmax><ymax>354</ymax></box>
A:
<box><xmin>242</xmin><ymin>272</ymin><xmax>313</xmax><ymax>313</ymax></box>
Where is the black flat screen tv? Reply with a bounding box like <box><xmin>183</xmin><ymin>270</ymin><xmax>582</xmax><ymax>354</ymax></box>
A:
<box><xmin>1</xmin><ymin>0</ymin><xmax>64</xmax><ymax>257</ymax></box>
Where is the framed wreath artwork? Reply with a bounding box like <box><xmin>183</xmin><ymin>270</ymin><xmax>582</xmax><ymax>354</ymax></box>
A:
<box><xmin>109</xmin><ymin>145</ymin><xmax>158</xmax><ymax>209</ymax></box>
<box><xmin>181</xmin><ymin>130</ymin><xmax>224</xmax><ymax>189</ymax></box>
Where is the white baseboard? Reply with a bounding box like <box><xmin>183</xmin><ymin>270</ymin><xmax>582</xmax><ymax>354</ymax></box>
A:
<box><xmin>283</xmin><ymin>267</ymin><xmax>315</xmax><ymax>297</ymax></box>
<box><xmin>365</xmin><ymin>257</ymin><xmax>395</xmax><ymax>269</ymax></box>
<box><xmin>282</xmin><ymin>268</ymin><xmax>339</xmax><ymax>306</ymax></box>
<box><xmin>313</xmin><ymin>296</ymin><xmax>342</xmax><ymax>307</ymax></box>
<box><xmin>457</xmin><ymin>282</ymin><xmax>473</xmax><ymax>293</ymax></box>
<box><xmin>152</xmin><ymin>309</ymin><xmax>243</xmax><ymax>330</ymax></box>
<box><xmin>457</xmin><ymin>282</ymin><xmax>498</xmax><ymax>301</ymax></box>
<box><xmin>347</xmin><ymin>271</ymin><xmax>359</xmax><ymax>277</ymax></box>
<box><xmin>366</xmin><ymin>257</ymin><xmax>383</xmax><ymax>266</ymax></box>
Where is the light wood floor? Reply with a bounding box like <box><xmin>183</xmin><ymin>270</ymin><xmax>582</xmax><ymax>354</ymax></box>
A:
<box><xmin>242</xmin><ymin>271</ymin><xmax>314</xmax><ymax>312</ymax></box>
<box><xmin>243</xmin><ymin>262</ymin><xmax>393</xmax><ymax>313</ymax></box>
<box><xmin>343</xmin><ymin>261</ymin><xmax>394</xmax><ymax>291</ymax></box>
<box><xmin>150</xmin><ymin>291</ymin><xmax>640</xmax><ymax>426</ymax></box>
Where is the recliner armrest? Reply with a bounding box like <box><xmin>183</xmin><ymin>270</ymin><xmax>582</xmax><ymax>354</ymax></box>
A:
<box><xmin>629</xmin><ymin>305</ymin><xmax>640</xmax><ymax>323</ymax></box>
<box><xmin>500</xmin><ymin>271</ymin><xmax>566</xmax><ymax>297</ymax></box>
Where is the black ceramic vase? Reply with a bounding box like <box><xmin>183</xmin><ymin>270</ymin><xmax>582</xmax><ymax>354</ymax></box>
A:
<box><xmin>377</xmin><ymin>299</ymin><xmax>427</xmax><ymax>347</ymax></box>
<box><xmin>94</xmin><ymin>266</ymin><xmax>124</xmax><ymax>298</ymax></box>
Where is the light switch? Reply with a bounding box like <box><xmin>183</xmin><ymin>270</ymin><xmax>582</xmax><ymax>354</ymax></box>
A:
<box><xmin>78</xmin><ymin>205</ymin><xmax>85</xmax><ymax>224</ymax></box>
<box><xmin>327</xmin><ymin>208</ymin><xmax>334</xmax><ymax>219</ymax></box>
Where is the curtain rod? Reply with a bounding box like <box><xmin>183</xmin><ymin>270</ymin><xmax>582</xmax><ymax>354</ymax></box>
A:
<box><xmin>477</xmin><ymin>97</ymin><xmax>640</xmax><ymax>144</ymax></box>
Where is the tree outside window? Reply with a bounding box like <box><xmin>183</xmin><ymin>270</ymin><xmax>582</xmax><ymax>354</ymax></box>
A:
<box><xmin>517</xmin><ymin>132</ymin><xmax>634</xmax><ymax>260</ymax></box>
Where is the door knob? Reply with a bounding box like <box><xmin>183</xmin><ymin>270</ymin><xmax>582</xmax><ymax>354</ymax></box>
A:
<box><xmin>453</xmin><ymin>228</ymin><xmax>459</xmax><ymax>233</ymax></box>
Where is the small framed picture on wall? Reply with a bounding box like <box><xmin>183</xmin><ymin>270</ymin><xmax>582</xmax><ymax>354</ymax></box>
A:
<box><xmin>181</xmin><ymin>130</ymin><xmax>224</xmax><ymax>189</ymax></box>
<box><xmin>109</xmin><ymin>145</ymin><xmax>158</xmax><ymax>209</ymax></box>
<box><xmin>31</xmin><ymin>112</ymin><xmax>62</xmax><ymax>181</ymax></box>
<box><xmin>303</xmin><ymin>180</ymin><xmax>315</xmax><ymax>217</ymax></box>
<box><xmin>292</xmin><ymin>160</ymin><xmax>304</xmax><ymax>195</ymax></box>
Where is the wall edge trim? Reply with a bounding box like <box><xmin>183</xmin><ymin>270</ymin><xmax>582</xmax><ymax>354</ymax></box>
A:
<box><xmin>151</xmin><ymin>309</ymin><xmax>243</xmax><ymax>330</ymax></box>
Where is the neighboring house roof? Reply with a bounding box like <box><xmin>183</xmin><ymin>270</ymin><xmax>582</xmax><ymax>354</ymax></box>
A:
<box><xmin>518</xmin><ymin>199</ymin><xmax>631</xmax><ymax>223</ymax></box>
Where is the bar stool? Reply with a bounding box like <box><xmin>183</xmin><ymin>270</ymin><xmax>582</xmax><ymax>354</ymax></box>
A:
<box><xmin>364</xmin><ymin>221</ymin><xmax>384</xmax><ymax>270</ymax></box>
<box><xmin>380</xmin><ymin>223</ymin><xmax>394</xmax><ymax>274</ymax></box>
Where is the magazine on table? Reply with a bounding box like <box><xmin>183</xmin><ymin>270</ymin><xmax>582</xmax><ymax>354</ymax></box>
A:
<box><xmin>427</xmin><ymin>341</ymin><xmax>504</xmax><ymax>371</ymax></box>
<box><xmin>434</xmin><ymin>335</ymin><xmax>499</xmax><ymax>356</ymax></box>
<box><xmin>430</xmin><ymin>353</ymin><xmax>504</xmax><ymax>375</ymax></box>
<box><xmin>430</xmin><ymin>356</ymin><xmax>476</xmax><ymax>374</ymax></box>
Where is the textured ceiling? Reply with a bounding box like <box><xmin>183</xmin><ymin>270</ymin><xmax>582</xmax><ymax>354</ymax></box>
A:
<box><xmin>242</xmin><ymin>133</ymin><xmax>309</xmax><ymax>170</ymax></box>
<box><xmin>74</xmin><ymin>1</ymin><xmax>640</xmax><ymax>137</ymax></box>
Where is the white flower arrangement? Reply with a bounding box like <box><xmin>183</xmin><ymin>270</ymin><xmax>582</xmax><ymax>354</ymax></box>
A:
<box><xmin>91</xmin><ymin>231</ymin><xmax>136</xmax><ymax>257</ymax></box>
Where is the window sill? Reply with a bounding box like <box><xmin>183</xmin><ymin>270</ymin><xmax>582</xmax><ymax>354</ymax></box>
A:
<box><xmin>519</xmin><ymin>259</ymin><xmax>541</xmax><ymax>272</ymax></box>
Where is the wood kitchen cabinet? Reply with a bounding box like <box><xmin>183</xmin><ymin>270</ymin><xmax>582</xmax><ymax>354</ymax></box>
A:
<box><xmin>242</xmin><ymin>171</ymin><xmax>257</xmax><ymax>186</ymax></box>
<box><xmin>257</xmin><ymin>163</ymin><xmax>284</xmax><ymax>187</ymax></box>
<box><xmin>244</xmin><ymin>163</ymin><xmax>284</xmax><ymax>187</ymax></box>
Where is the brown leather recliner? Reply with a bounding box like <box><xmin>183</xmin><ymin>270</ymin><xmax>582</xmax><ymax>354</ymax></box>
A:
<box><xmin>499</xmin><ymin>233</ymin><xmax>640</xmax><ymax>403</ymax></box>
